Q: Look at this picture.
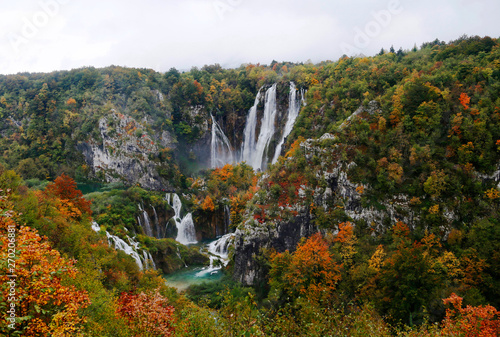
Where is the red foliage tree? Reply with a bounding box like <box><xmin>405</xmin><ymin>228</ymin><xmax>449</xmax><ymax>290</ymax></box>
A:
<box><xmin>116</xmin><ymin>288</ymin><xmax>175</xmax><ymax>336</ymax></box>
<box><xmin>44</xmin><ymin>174</ymin><xmax>92</xmax><ymax>219</ymax></box>
<box><xmin>442</xmin><ymin>293</ymin><xmax>500</xmax><ymax>336</ymax></box>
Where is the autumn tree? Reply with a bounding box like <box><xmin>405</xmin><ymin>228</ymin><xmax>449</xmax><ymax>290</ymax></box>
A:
<box><xmin>269</xmin><ymin>233</ymin><xmax>341</xmax><ymax>303</ymax></box>
<box><xmin>44</xmin><ymin>173</ymin><xmax>92</xmax><ymax>219</ymax></box>
<box><xmin>116</xmin><ymin>288</ymin><xmax>175</xmax><ymax>336</ymax></box>
<box><xmin>0</xmin><ymin>190</ymin><xmax>89</xmax><ymax>336</ymax></box>
<box><xmin>201</xmin><ymin>195</ymin><xmax>215</xmax><ymax>212</ymax></box>
<box><xmin>441</xmin><ymin>293</ymin><xmax>500</xmax><ymax>336</ymax></box>
<box><xmin>334</xmin><ymin>222</ymin><xmax>357</xmax><ymax>267</ymax></box>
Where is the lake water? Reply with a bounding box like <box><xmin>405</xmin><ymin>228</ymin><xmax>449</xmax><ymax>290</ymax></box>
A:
<box><xmin>163</xmin><ymin>265</ymin><xmax>224</xmax><ymax>291</ymax></box>
<box><xmin>163</xmin><ymin>234</ymin><xmax>233</xmax><ymax>291</ymax></box>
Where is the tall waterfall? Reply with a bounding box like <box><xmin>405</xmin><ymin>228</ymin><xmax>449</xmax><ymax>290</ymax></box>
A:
<box><xmin>241</xmin><ymin>88</ymin><xmax>262</xmax><ymax>165</ymax></box>
<box><xmin>252</xmin><ymin>83</ymin><xmax>278</xmax><ymax>170</ymax></box>
<box><xmin>272</xmin><ymin>82</ymin><xmax>302</xmax><ymax>164</ymax></box>
<box><xmin>211</xmin><ymin>114</ymin><xmax>234</xmax><ymax>168</ymax></box>
<box><xmin>241</xmin><ymin>84</ymin><xmax>277</xmax><ymax>170</ymax></box>
<box><xmin>167</xmin><ymin>193</ymin><xmax>197</xmax><ymax>245</ymax></box>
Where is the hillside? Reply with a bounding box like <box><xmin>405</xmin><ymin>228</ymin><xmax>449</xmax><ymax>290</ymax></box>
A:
<box><xmin>1</xmin><ymin>35</ymin><xmax>500</xmax><ymax>335</ymax></box>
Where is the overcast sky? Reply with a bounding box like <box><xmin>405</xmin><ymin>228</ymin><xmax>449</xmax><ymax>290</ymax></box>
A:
<box><xmin>1</xmin><ymin>0</ymin><xmax>499</xmax><ymax>75</ymax></box>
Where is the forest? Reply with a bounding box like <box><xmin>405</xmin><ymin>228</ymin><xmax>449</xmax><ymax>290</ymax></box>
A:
<box><xmin>1</xmin><ymin>35</ymin><xmax>500</xmax><ymax>336</ymax></box>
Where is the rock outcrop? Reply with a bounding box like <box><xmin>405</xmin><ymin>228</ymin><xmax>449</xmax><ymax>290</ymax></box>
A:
<box><xmin>233</xmin><ymin>214</ymin><xmax>317</xmax><ymax>285</ymax></box>
<box><xmin>77</xmin><ymin>111</ymin><xmax>175</xmax><ymax>190</ymax></box>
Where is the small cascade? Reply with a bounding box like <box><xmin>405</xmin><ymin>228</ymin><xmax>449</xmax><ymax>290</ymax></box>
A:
<box><xmin>208</xmin><ymin>233</ymin><xmax>233</xmax><ymax>260</ymax></box>
<box><xmin>166</xmin><ymin>193</ymin><xmax>197</xmax><ymax>245</ymax></box>
<box><xmin>196</xmin><ymin>233</ymin><xmax>234</xmax><ymax>277</ymax></box>
<box><xmin>91</xmin><ymin>221</ymin><xmax>101</xmax><ymax>232</ymax></box>
<box><xmin>241</xmin><ymin>88</ymin><xmax>263</xmax><ymax>165</ymax></box>
<box><xmin>272</xmin><ymin>82</ymin><xmax>303</xmax><ymax>164</ymax></box>
<box><xmin>138</xmin><ymin>203</ymin><xmax>153</xmax><ymax>237</ymax></box>
<box><xmin>107</xmin><ymin>232</ymin><xmax>144</xmax><ymax>270</ymax></box>
<box><xmin>178</xmin><ymin>213</ymin><xmax>197</xmax><ymax>245</ymax></box>
<box><xmin>152</xmin><ymin>206</ymin><xmax>161</xmax><ymax>239</ymax></box>
<box><xmin>176</xmin><ymin>246</ymin><xmax>187</xmax><ymax>267</ymax></box>
<box><xmin>92</xmin><ymin>221</ymin><xmax>155</xmax><ymax>271</ymax></box>
<box><xmin>143</xmin><ymin>250</ymin><xmax>156</xmax><ymax>269</ymax></box>
<box><xmin>224</xmin><ymin>204</ymin><xmax>231</xmax><ymax>234</ymax></box>
<box><xmin>211</xmin><ymin>114</ymin><xmax>234</xmax><ymax>168</ymax></box>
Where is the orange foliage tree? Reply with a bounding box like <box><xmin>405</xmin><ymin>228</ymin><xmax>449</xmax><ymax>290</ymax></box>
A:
<box><xmin>269</xmin><ymin>233</ymin><xmax>341</xmax><ymax>302</ymax></box>
<box><xmin>459</xmin><ymin>92</ymin><xmax>471</xmax><ymax>110</ymax></box>
<box><xmin>116</xmin><ymin>288</ymin><xmax>175</xmax><ymax>336</ymax></box>
<box><xmin>442</xmin><ymin>293</ymin><xmax>500</xmax><ymax>336</ymax></box>
<box><xmin>201</xmin><ymin>195</ymin><xmax>215</xmax><ymax>212</ymax></box>
<box><xmin>0</xmin><ymin>190</ymin><xmax>89</xmax><ymax>336</ymax></box>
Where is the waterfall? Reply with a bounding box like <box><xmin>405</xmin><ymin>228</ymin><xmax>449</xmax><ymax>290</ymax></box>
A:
<box><xmin>241</xmin><ymin>88</ymin><xmax>262</xmax><ymax>165</ymax></box>
<box><xmin>211</xmin><ymin>114</ymin><xmax>234</xmax><ymax>168</ymax></box>
<box><xmin>144</xmin><ymin>250</ymin><xmax>157</xmax><ymax>269</ymax></box>
<box><xmin>152</xmin><ymin>206</ymin><xmax>161</xmax><ymax>239</ymax></box>
<box><xmin>92</xmin><ymin>221</ymin><xmax>155</xmax><ymax>271</ymax></box>
<box><xmin>107</xmin><ymin>232</ymin><xmax>144</xmax><ymax>270</ymax></box>
<box><xmin>224</xmin><ymin>204</ymin><xmax>231</xmax><ymax>234</ymax></box>
<box><xmin>177</xmin><ymin>213</ymin><xmax>196</xmax><ymax>245</ymax></box>
<box><xmin>166</xmin><ymin>193</ymin><xmax>197</xmax><ymax>245</ymax></box>
<box><xmin>301</xmin><ymin>88</ymin><xmax>307</xmax><ymax>106</ymax></box>
<box><xmin>196</xmin><ymin>233</ymin><xmax>234</xmax><ymax>277</ymax></box>
<box><xmin>272</xmin><ymin>82</ymin><xmax>302</xmax><ymax>164</ymax></box>
<box><xmin>176</xmin><ymin>246</ymin><xmax>187</xmax><ymax>267</ymax></box>
<box><xmin>138</xmin><ymin>203</ymin><xmax>153</xmax><ymax>237</ymax></box>
<box><xmin>241</xmin><ymin>84</ymin><xmax>278</xmax><ymax>170</ymax></box>
<box><xmin>240</xmin><ymin>82</ymin><xmax>306</xmax><ymax>170</ymax></box>
<box><xmin>207</xmin><ymin>233</ymin><xmax>233</xmax><ymax>260</ymax></box>
<box><xmin>252</xmin><ymin>83</ymin><xmax>278</xmax><ymax>170</ymax></box>
<box><xmin>91</xmin><ymin>221</ymin><xmax>101</xmax><ymax>232</ymax></box>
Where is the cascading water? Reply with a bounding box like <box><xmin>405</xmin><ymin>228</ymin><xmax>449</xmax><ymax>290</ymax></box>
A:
<box><xmin>91</xmin><ymin>221</ymin><xmax>155</xmax><ymax>270</ymax></box>
<box><xmin>241</xmin><ymin>84</ymin><xmax>278</xmax><ymax>170</ymax></box>
<box><xmin>211</xmin><ymin>114</ymin><xmax>234</xmax><ymax>168</ymax></box>
<box><xmin>255</xmin><ymin>83</ymin><xmax>278</xmax><ymax>170</ymax></box>
<box><xmin>152</xmin><ymin>206</ymin><xmax>161</xmax><ymax>239</ymax></box>
<box><xmin>241</xmin><ymin>88</ymin><xmax>262</xmax><ymax>165</ymax></box>
<box><xmin>143</xmin><ymin>250</ymin><xmax>156</xmax><ymax>269</ymax></box>
<box><xmin>224</xmin><ymin>204</ymin><xmax>230</xmax><ymax>234</ymax></box>
<box><xmin>272</xmin><ymin>82</ymin><xmax>302</xmax><ymax>164</ymax></box>
<box><xmin>166</xmin><ymin>193</ymin><xmax>197</xmax><ymax>245</ymax></box>
<box><xmin>138</xmin><ymin>203</ymin><xmax>153</xmax><ymax>237</ymax></box>
<box><xmin>196</xmin><ymin>233</ymin><xmax>234</xmax><ymax>277</ymax></box>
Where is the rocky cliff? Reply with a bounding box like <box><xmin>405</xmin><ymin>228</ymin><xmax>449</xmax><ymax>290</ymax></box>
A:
<box><xmin>77</xmin><ymin>111</ymin><xmax>176</xmax><ymax>190</ymax></box>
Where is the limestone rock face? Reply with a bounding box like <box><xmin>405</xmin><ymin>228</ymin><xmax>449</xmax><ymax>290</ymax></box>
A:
<box><xmin>77</xmin><ymin>111</ymin><xmax>175</xmax><ymax>190</ymax></box>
